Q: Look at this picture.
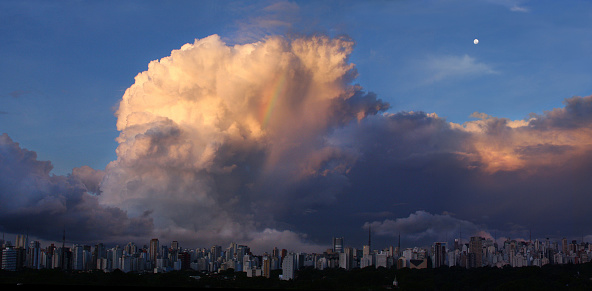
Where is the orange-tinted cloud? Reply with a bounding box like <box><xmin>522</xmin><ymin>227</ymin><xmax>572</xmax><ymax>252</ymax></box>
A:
<box><xmin>101</xmin><ymin>34</ymin><xmax>388</xmax><ymax>251</ymax></box>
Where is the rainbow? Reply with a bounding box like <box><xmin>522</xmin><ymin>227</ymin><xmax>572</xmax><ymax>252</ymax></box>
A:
<box><xmin>259</xmin><ymin>71</ymin><xmax>287</xmax><ymax>128</ymax></box>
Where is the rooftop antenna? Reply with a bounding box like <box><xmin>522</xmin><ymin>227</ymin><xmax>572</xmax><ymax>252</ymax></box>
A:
<box><xmin>368</xmin><ymin>225</ymin><xmax>372</xmax><ymax>251</ymax></box>
<box><xmin>61</xmin><ymin>228</ymin><xmax>66</xmax><ymax>270</ymax></box>
<box><xmin>529</xmin><ymin>230</ymin><xmax>532</xmax><ymax>244</ymax></box>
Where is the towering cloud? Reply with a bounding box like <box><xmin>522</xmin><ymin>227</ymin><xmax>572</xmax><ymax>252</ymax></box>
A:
<box><xmin>99</xmin><ymin>34</ymin><xmax>388</xmax><ymax>251</ymax></box>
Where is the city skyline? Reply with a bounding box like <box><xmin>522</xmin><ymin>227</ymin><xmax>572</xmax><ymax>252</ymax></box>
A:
<box><xmin>1</xmin><ymin>222</ymin><xmax>590</xmax><ymax>258</ymax></box>
<box><xmin>2</xmin><ymin>1</ymin><xmax>592</xmax><ymax>254</ymax></box>
<box><xmin>3</xmin><ymin>230</ymin><xmax>591</xmax><ymax>274</ymax></box>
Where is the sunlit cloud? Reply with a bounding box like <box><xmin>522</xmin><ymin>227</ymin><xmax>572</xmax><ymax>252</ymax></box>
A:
<box><xmin>100</xmin><ymin>33</ymin><xmax>387</xmax><ymax>250</ymax></box>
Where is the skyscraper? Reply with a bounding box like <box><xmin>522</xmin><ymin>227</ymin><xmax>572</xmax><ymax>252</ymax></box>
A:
<box><xmin>368</xmin><ymin>226</ymin><xmax>372</xmax><ymax>251</ymax></box>
<box><xmin>1</xmin><ymin>247</ymin><xmax>17</xmax><ymax>271</ymax></box>
<box><xmin>171</xmin><ymin>241</ymin><xmax>179</xmax><ymax>251</ymax></box>
<box><xmin>61</xmin><ymin>229</ymin><xmax>66</xmax><ymax>270</ymax></box>
<box><xmin>332</xmin><ymin>237</ymin><xmax>344</xmax><ymax>253</ymax></box>
<box><xmin>15</xmin><ymin>234</ymin><xmax>27</xmax><ymax>249</ymax></box>
<box><xmin>27</xmin><ymin>241</ymin><xmax>41</xmax><ymax>269</ymax></box>
<box><xmin>468</xmin><ymin>236</ymin><xmax>483</xmax><ymax>268</ymax></box>
<box><xmin>281</xmin><ymin>253</ymin><xmax>295</xmax><ymax>280</ymax></box>
<box><xmin>363</xmin><ymin>245</ymin><xmax>371</xmax><ymax>256</ymax></box>
<box><xmin>433</xmin><ymin>242</ymin><xmax>446</xmax><ymax>268</ymax></box>
<box><xmin>211</xmin><ymin>245</ymin><xmax>222</xmax><ymax>260</ymax></box>
<box><xmin>341</xmin><ymin>247</ymin><xmax>354</xmax><ymax>270</ymax></box>
<box><xmin>149</xmin><ymin>238</ymin><xmax>159</xmax><ymax>266</ymax></box>
<box><xmin>262</xmin><ymin>256</ymin><xmax>271</xmax><ymax>278</ymax></box>
<box><xmin>562</xmin><ymin>238</ymin><xmax>568</xmax><ymax>254</ymax></box>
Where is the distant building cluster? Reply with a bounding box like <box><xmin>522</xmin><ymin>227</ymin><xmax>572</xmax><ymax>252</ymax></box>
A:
<box><xmin>1</xmin><ymin>233</ymin><xmax>592</xmax><ymax>280</ymax></box>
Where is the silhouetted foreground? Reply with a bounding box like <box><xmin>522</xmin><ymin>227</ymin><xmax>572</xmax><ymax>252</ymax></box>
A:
<box><xmin>3</xmin><ymin>263</ymin><xmax>592</xmax><ymax>290</ymax></box>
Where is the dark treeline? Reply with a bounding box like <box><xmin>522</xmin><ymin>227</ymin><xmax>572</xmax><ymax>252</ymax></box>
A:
<box><xmin>2</xmin><ymin>263</ymin><xmax>592</xmax><ymax>290</ymax></box>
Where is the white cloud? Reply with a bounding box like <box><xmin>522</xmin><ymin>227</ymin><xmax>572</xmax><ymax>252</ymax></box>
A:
<box><xmin>99</xmin><ymin>34</ymin><xmax>387</xmax><ymax>250</ymax></box>
<box><xmin>510</xmin><ymin>5</ymin><xmax>530</xmax><ymax>12</ymax></box>
<box><xmin>421</xmin><ymin>54</ymin><xmax>498</xmax><ymax>84</ymax></box>
<box><xmin>484</xmin><ymin>0</ymin><xmax>530</xmax><ymax>13</ymax></box>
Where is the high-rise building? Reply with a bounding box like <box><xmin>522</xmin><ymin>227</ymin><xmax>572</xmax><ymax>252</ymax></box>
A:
<box><xmin>433</xmin><ymin>242</ymin><xmax>446</xmax><ymax>268</ymax></box>
<box><xmin>160</xmin><ymin>245</ymin><xmax>169</xmax><ymax>266</ymax></box>
<box><xmin>171</xmin><ymin>241</ymin><xmax>179</xmax><ymax>251</ymax></box>
<box><xmin>112</xmin><ymin>245</ymin><xmax>123</xmax><ymax>271</ymax></box>
<box><xmin>125</xmin><ymin>242</ymin><xmax>137</xmax><ymax>256</ymax></box>
<box><xmin>569</xmin><ymin>240</ymin><xmax>577</xmax><ymax>255</ymax></box>
<box><xmin>376</xmin><ymin>252</ymin><xmax>388</xmax><ymax>268</ymax></box>
<box><xmin>178</xmin><ymin>252</ymin><xmax>191</xmax><ymax>270</ymax></box>
<box><xmin>363</xmin><ymin>245</ymin><xmax>371</xmax><ymax>256</ymax></box>
<box><xmin>211</xmin><ymin>245</ymin><xmax>222</xmax><ymax>260</ymax></box>
<box><xmin>468</xmin><ymin>236</ymin><xmax>483</xmax><ymax>268</ymax></box>
<box><xmin>149</xmin><ymin>239</ymin><xmax>159</xmax><ymax>266</ymax></box>
<box><xmin>281</xmin><ymin>253</ymin><xmax>295</xmax><ymax>280</ymax></box>
<box><xmin>93</xmin><ymin>243</ymin><xmax>106</xmax><ymax>270</ymax></box>
<box><xmin>27</xmin><ymin>241</ymin><xmax>41</xmax><ymax>269</ymax></box>
<box><xmin>15</xmin><ymin>235</ymin><xmax>27</xmax><ymax>249</ymax></box>
<box><xmin>339</xmin><ymin>247</ymin><xmax>354</xmax><ymax>270</ymax></box>
<box><xmin>227</xmin><ymin>243</ymin><xmax>238</xmax><ymax>260</ymax></box>
<box><xmin>1</xmin><ymin>247</ymin><xmax>17</xmax><ymax>271</ymax></box>
<box><xmin>73</xmin><ymin>245</ymin><xmax>84</xmax><ymax>270</ymax></box>
<box><xmin>332</xmin><ymin>237</ymin><xmax>344</xmax><ymax>253</ymax></box>
<box><xmin>562</xmin><ymin>238</ymin><xmax>568</xmax><ymax>254</ymax></box>
<box><xmin>262</xmin><ymin>256</ymin><xmax>271</xmax><ymax>278</ymax></box>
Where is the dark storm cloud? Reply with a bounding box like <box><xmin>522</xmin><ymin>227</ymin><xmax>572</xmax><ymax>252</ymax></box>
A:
<box><xmin>321</xmin><ymin>96</ymin><xmax>592</xmax><ymax>247</ymax></box>
<box><xmin>364</xmin><ymin>210</ymin><xmax>485</xmax><ymax>242</ymax></box>
<box><xmin>529</xmin><ymin>95</ymin><xmax>592</xmax><ymax>129</ymax></box>
<box><xmin>71</xmin><ymin>165</ymin><xmax>106</xmax><ymax>195</ymax></box>
<box><xmin>0</xmin><ymin>133</ymin><xmax>153</xmax><ymax>244</ymax></box>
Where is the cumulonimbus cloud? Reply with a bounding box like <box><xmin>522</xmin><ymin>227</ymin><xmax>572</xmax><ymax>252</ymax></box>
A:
<box><xmin>2</xmin><ymin>32</ymin><xmax>592</xmax><ymax>250</ymax></box>
<box><xmin>99</xmin><ymin>34</ymin><xmax>388</xmax><ymax>252</ymax></box>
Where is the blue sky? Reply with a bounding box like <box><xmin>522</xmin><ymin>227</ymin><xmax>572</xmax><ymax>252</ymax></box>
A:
<box><xmin>2</xmin><ymin>0</ymin><xmax>592</xmax><ymax>250</ymax></box>
<box><xmin>2</xmin><ymin>0</ymin><xmax>590</xmax><ymax>176</ymax></box>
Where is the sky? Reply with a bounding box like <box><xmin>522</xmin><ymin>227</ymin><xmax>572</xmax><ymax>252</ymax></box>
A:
<box><xmin>1</xmin><ymin>0</ymin><xmax>592</xmax><ymax>253</ymax></box>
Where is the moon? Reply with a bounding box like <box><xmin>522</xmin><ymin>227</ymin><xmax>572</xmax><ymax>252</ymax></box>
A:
<box><xmin>474</xmin><ymin>38</ymin><xmax>479</xmax><ymax>44</ymax></box>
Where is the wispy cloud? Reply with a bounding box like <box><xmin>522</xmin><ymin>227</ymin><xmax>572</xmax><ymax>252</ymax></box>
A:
<box><xmin>420</xmin><ymin>54</ymin><xmax>498</xmax><ymax>84</ymax></box>
<box><xmin>510</xmin><ymin>5</ymin><xmax>530</xmax><ymax>13</ymax></box>
<box><xmin>485</xmin><ymin>0</ymin><xmax>530</xmax><ymax>13</ymax></box>
<box><xmin>229</xmin><ymin>0</ymin><xmax>301</xmax><ymax>44</ymax></box>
